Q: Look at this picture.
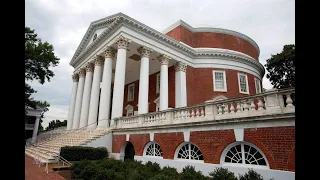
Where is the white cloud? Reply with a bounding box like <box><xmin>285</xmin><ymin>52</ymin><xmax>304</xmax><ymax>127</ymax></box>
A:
<box><xmin>25</xmin><ymin>0</ymin><xmax>295</xmax><ymax>125</ymax></box>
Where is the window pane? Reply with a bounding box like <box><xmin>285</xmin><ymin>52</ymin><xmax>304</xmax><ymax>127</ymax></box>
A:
<box><xmin>239</xmin><ymin>75</ymin><xmax>247</xmax><ymax>92</ymax></box>
<box><xmin>214</xmin><ymin>72</ymin><xmax>225</xmax><ymax>90</ymax></box>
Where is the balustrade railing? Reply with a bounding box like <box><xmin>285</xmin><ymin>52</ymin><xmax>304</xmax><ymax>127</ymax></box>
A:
<box><xmin>114</xmin><ymin>88</ymin><xmax>295</xmax><ymax>129</ymax></box>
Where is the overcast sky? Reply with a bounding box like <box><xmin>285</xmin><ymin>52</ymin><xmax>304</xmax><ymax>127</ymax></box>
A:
<box><xmin>25</xmin><ymin>0</ymin><xmax>295</xmax><ymax>128</ymax></box>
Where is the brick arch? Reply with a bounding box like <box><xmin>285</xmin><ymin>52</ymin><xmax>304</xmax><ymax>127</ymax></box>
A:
<box><xmin>154</xmin><ymin>132</ymin><xmax>184</xmax><ymax>159</ymax></box>
<box><xmin>244</xmin><ymin>136</ymin><xmax>276</xmax><ymax>169</ymax></box>
<box><xmin>190</xmin><ymin>129</ymin><xmax>236</xmax><ymax>164</ymax></box>
<box><xmin>287</xmin><ymin>147</ymin><xmax>295</xmax><ymax>172</ymax></box>
<box><xmin>214</xmin><ymin>136</ymin><xmax>236</xmax><ymax>164</ymax></box>
<box><xmin>129</xmin><ymin>134</ymin><xmax>150</xmax><ymax>156</ymax></box>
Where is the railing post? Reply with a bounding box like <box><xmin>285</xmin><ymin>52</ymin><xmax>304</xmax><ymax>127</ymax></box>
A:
<box><xmin>166</xmin><ymin>109</ymin><xmax>174</xmax><ymax>124</ymax></box>
<box><xmin>264</xmin><ymin>89</ymin><xmax>283</xmax><ymax>114</ymax></box>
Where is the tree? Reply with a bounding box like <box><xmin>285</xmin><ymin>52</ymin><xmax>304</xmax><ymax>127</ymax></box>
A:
<box><xmin>36</xmin><ymin>100</ymin><xmax>50</xmax><ymax>132</ymax></box>
<box><xmin>25</xmin><ymin>27</ymin><xmax>59</xmax><ymax>130</ymax></box>
<box><xmin>45</xmin><ymin>119</ymin><xmax>68</xmax><ymax>131</ymax></box>
<box><xmin>265</xmin><ymin>44</ymin><xmax>295</xmax><ymax>89</ymax></box>
<box><xmin>25</xmin><ymin>27</ymin><xmax>59</xmax><ymax>108</ymax></box>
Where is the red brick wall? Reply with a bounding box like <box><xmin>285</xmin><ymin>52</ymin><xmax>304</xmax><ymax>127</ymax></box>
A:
<box><xmin>154</xmin><ymin>132</ymin><xmax>184</xmax><ymax>159</ymax></box>
<box><xmin>190</xmin><ymin>130</ymin><xmax>236</xmax><ymax>164</ymax></box>
<box><xmin>112</xmin><ymin>134</ymin><xmax>126</xmax><ymax>153</ymax></box>
<box><xmin>112</xmin><ymin>126</ymin><xmax>295</xmax><ymax>172</ymax></box>
<box><xmin>186</xmin><ymin>67</ymin><xmax>262</xmax><ymax>106</ymax></box>
<box><xmin>121</xmin><ymin>67</ymin><xmax>262</xmax><ymax>114</ymax></box>
<box><xmin>165</xmin><ymin>25</ymin><xmax>259</xmax><ymax>60</ymax></box>
<box><xmin>244</xmin><ymin>126</ymin><xmax>295</xmax><ymax>171</ymax></box>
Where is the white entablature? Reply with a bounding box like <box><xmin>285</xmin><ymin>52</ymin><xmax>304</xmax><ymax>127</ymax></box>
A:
<box><xmin>69</xmin><ymin>13</ymin><xmax>265</xmax><ymax>79</ymax></box>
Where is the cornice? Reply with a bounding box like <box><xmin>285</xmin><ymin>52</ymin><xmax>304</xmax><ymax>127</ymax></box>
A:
<box><xmin>70</xmin><ymin>13</ymin><xmax>265</xmax><ymax>77</ymax></box>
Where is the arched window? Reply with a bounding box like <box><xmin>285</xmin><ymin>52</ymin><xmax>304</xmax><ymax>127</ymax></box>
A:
<box><xmin>175</xmin><ymin>142</ymin><xmax>204</xmax><ymax>161</ymax></box>
<box><xmin>221</xmin><ymin>142</ymin><xmax>269</xmax><ymax>168</ymax></box>
<box><xmin>143</xmin><ymin>141</ymin><xmax>162</xmax><ymax>157</ymax></box>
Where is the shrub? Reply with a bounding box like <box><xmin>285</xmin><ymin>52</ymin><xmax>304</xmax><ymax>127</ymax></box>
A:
<box><xmin>161</xmin><ymin>166</ymin><xmax>180</xmax><ymax>179</ymax></box>
<box><xmin>180</xmin><ymin>165</ymin><xmax>207</xmax><ymax>180</ymax></box>
<box><xmin>239</xmin><ymin>169</ymin><xmax>264</xmax><ymax>180</ymax></box>
<box><xmin>60</xmin><ymin>146</ymin><xmax>109</xmax><ymax>161</ymax></box>
<box><xmin>209</xmin><ymin>167</ymin><xmax>237</xmax><ymax>180</ymax></box>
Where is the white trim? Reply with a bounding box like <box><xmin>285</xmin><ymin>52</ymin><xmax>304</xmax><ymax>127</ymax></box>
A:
<box><xmin>174</xmin><ymin>142</ymin><xmax>204</xmax><ymax>162</ymax></box>
<box><xmin>213</xmin><ymin>70</ymin><xmax>227</xmax><ymax>92</ymax></box>
<box><xmin>156</xmin><ymin>73</ymin><xmax>160</xmax><ymax>94</ymax></box>
<box><xmin>143</xmin><ymin>141</ymin><xmax>163</xmax><ymax>158</ymax></box>
<box><xmin>127</xmin><ymin>83</ymin><xmax>135</xmax><ymax>102</ymax></box>
<box><xmin>255</xmin><ymin>78</ymin><xmax>262</xmax><ymax>94</ymax></box>
<box><xmin>149</xmin><ymin>132</ymin><xmax>154</xmax><ymax>141</ymax></box>
<box><xmin>126</xmin><ymin>134</ymin><xmax>130</xmax><ymax>141</ymax></box>
<box><xmin>125</xmin><ymin>104</ymin><xmax>134</xmax><ymax>117</ymax></box>
<box><xmin>238</xmin><ymin>73</ymin><xmax>249</xmax><ymax>94</ymax></box>
<box><xmin>183</xmin><ymin>131</ymin><xmax>190</xmax><ymax>142</ymax></box>
<box><xmin>220</xmin><ymin>141</ymin><xmax>269</xmax><ymax>169</ymax></box>
<box><xmin>154</xmin><ymin>97</ymin><xmax>160</xmax><ymax>112</ymax></box>
<box><xmin>234</xmin><ymin>129</ymin><xmax>244</xmax><ymax>141</ymax></box>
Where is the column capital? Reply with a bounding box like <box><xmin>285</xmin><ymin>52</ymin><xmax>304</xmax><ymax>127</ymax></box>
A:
<box><xmin>157</xmin><ymin>54</ymin><xmax>171</xmax><ymax>65</ymax></box>
<box><xmin>174</xmin><ymin>61</ymin><xmax>187</xmax><ymax>72</ymax></box>
<box><xmin>78</xmin><ymin>68</ymin><xmax>86</xmax><ymax>77</ymax></box>
<box><xmin>85</xmin><ymin>62</ymin><xmax>94</xmax><ymax>72</ymax></box>
<box><xmin>72</xmin><ymin>74</ymin><xmax>79</xmax><ymax>82</ymax></box>
<box><xmin>104</xmin><ymin>46</ymin><xmax>116</xmax><ymax>59</ymax></box>
<box><xmin>116</xmin><ymin>35</ymin><xmax>131</xmax><ymax>50</ymax></box>
<box><xmin>92</xmin><ymin>55</ymin><xmax>104</xmax><ymax>66</ymax></box>
<box><xmin>137</xmin><ymin>46</ymin><xmax>153</xmax><ymax>58</ymax></box>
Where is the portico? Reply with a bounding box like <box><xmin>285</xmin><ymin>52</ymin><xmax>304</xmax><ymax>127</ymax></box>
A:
<box><xmin>67</xmin><ymin>35</ymin><xmax>188</xmax><ymax>130</ymax></box>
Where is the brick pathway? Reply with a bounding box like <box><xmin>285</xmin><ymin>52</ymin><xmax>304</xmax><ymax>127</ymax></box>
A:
<box><xmin>25</xmin><ymin>155</ymin><xmax>66</xmax><ymax>180</ymax></box>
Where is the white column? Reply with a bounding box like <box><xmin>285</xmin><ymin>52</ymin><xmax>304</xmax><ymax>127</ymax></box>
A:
<box><xmin>157</xmin><ymin>54</ymin><xmax>171</xmax><ymax>111</ymax></box>
<box><xmin>79</xmin><ymin>62</ymin><xmax>94</xmax><ymax>128</ymax></box>
<box><xmin>137</xmin><ymin>46</ymin><xmax>153</xmax><ymax>114</ymax></box>
<box><xmin>72</xmin><ymin>69</ymin><xmax>86</xmax><ymax>129</ymax></box>
<box><xmin>66</xmin><ymin>74</ymin><xmax>79</xmax><ymax>130</ymax></box>
<box><xmin>110</xmin><ymin>36</ymin><xmax>131</xmax><ymax>126</ymax></box>
<box><xmin>97</xmin><ymin>47</ymin><xmax>116</xmax><ymax>128</ymax></box>
<box><xmin>175</xmin><ymin>61</ymin><xmax>187</xmax><ymax>108</ymax></box>
<box><xmin>87</xmin><ymin>56</ymin><xmax>104</xmax><ymax>129</ymax></box>
<box><xmin>31</xmin><ymin>116</ymin><xmax>41</xmax><ymax>143</ymax></box>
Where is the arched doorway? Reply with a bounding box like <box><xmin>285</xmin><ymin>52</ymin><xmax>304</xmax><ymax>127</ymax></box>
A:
<box><xmin>124</xmin><ymin>142</ymin><xmax>135</xmax><ymax>161</ymax></box>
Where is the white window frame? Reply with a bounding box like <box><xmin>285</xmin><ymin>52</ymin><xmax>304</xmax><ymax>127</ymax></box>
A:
<box><xmin>174</xmin><ymin>142</ymin><xmax>204</xmax><ymax>163</ymax></box>
<box><xmin>220</xmin><ymin>141</ymin><xmax>269</xmax><ymax>169</ymax></box>
<box><xmin>156</xmin><ymin>74</ymin><xmax>160</xmax><ymax>94</ymax></box>
<box><xmin>154</xmin><ymin>97</ymin><xmax>160</xmax><ymax>112</ymax></box>
<box><xmin>254</xmin><ymin>78</ymin><xmax>261</xmax><ymax>94</ymax></box>
<box><xmin>213</xmin><ymin>70</ymin><xmax>227</xmax><ymax>92</ymax></box>
<box><xmin>237</xmin><ymin>73</ymin><xmax>249</xmax><ymax>94</ymax></box>
<box><xmin>127</xmin><ymin>83</ymin><xmax>135</xmax><ymax>102</ymax></box>
<box><xmin>125</xmin><ymin>104</ymin><xmax>134</xmax><ymax>117</ymax></box>
<box><xmin>143</xmin><ymin>141</ymin><xmax>163</xmax><ymax>159</ymax></box>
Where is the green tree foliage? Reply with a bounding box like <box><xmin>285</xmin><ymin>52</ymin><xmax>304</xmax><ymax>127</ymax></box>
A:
<box><xmin>239</xmin><ymin>169</ymin><xmax>264</xmax><ymax>180</ymax></box>
<box><xmin>36</xmin><ymin>100</ymin><xmax>50</xmax><ymax>132</ymax></box>
<box><xmin>209</xmin><ymin>167</ymin><xmax>237</xmax><ymax>180</ymax></box>
<box><xmin>45</xmin><ymin>119</ymin><xmax>67</xmax><ymax>131</ymax></box>
<box><xmin>265</xmin><ymin>44</ymin><xmax>295</xmax><ymax>89</ymax></box>
<box><xmin>25</xmin><ymin>26</ymin><xmax>59</xmax><ymax>131</ymax></box>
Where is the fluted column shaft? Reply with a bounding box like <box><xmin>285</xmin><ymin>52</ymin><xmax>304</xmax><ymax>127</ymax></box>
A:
<box><xmin>97</xmin><ymin>47</ymin><xmax>116</xmax><ymax>128</ymax></box>
<box><xmin>66</xmin><ymin>74</ymin><xmax>79</xmax><ymax>130</ymax></box>
<box><xmin>111</xmin><ymin>36</ymin><xmax>131</xmax><ymax>126</ymax></box>
<box><xmin>87</xmin><ymin>56</ymin><xmax>104</xmax><ymax>129</ymax></box>
<box><xmin>72</xmin><ymin>69</ymin><xmax>86</xmax><ymax>129</ymax></box>
<box><xmin>175</xmin><ymin>61</ymin><xmax>187</xmax><ymax>108</ymax></box>
<box><xmin>157</xmin><ymin>55</ymin><xmax>171</xmax><ymax>111</ymax></box>
<box><xmin>79</xmin><ymin>63</ymin><xmax>94</xmax><ymax>128</ymax></box>
<box><xmin>137</xmin><ymin>46</ymin><xmax>153</xmax><ymax>114</ymax></box>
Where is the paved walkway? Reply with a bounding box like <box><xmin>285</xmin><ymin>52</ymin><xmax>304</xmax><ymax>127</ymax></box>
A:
<box><xmin>25</xmin><ymin>155</ymin><xmax>66</xmax><ymax>180</ymax></box>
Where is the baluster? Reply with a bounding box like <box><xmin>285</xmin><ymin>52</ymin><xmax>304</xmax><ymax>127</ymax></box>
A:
<box><xmin>181</xmin><ymin>110</ymin><xmax>185</xmax><ymax>119</ymax></box>
<box><xmin>196</xmin><ymin>107</ymin><xmax>200</xmax><ymax>117</ymax></box>
<box><xmin>186</xmin><ymin>109</ymin><xmax>190</xmax><ymax>118</ymax></box>
<box><xmin>236</xmin><ymin>102</ymin><xmax>241</xmax><ymax>113</ymax></box>
<box><xmin>217</xmin><ymin>104</ymin><xmax>223</xmax><ymax>115</ymax></box>
<box><xmin>285</xmin><ymin>93</ymin><xmax>294</xmax><ymax>107</ymax></box>
<box><xmin>257</xmin><ymin>98</ymin><xmax>264</xmax><ymax>111</ymax></box>
<box><xmin>191</xmin><ymin>109</ymin><xmax>195</xmax><ymax>117</ymax></box>
<box><xmin>200</xmin><ymin>107</ymin><xmax>205</xmax><ymax>117</ymax></box>
<box><xmin>230</xmin><ymin>102</ymin><xmax>235</xmax><ymax>113</ymax></box>
<box><xmin>184</xmin><ymin>109</ymin><xmax>188</xmax><ymax>118</ymax></box>
<box><xmin>223</xmin><ymin>104</ymin><xmax>229</xmax><ymax>114</ymax></box>
<box><xmin>243</xmin><ymin>101</ymin><xmax>249</xmax><ymax>111</ymax></box>
<box><xmin>174</xmin><ymin>111</ymin><xmax>177</xmax><ymax>119</ymax></box>
<box><xmin>250</xmin><ymin>99</ymin><xmax>256</xmax><ymax>111</ymax></box>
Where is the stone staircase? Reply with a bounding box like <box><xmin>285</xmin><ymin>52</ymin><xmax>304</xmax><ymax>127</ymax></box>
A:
<box><xmin>25</xmin><ymin>129</ymin><xmax>111</xmax><ymax>163</ymax></box>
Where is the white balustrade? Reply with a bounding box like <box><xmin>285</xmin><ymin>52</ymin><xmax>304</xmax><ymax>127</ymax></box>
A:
<box><xmin>113</xmin><ymin>88</ymin><xmax>295</xmax><ymax>129</ymax></box>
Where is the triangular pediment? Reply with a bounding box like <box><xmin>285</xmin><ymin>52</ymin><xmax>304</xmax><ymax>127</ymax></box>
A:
<box><xmin>70</xmin><ymin>13</ymin><xmax>123</xmax><ymax>64</ymax></box>
<box><xmin>125</xmin><ymin>104</ymin><xmax>134</xmax><ymax>110</ymax></box>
